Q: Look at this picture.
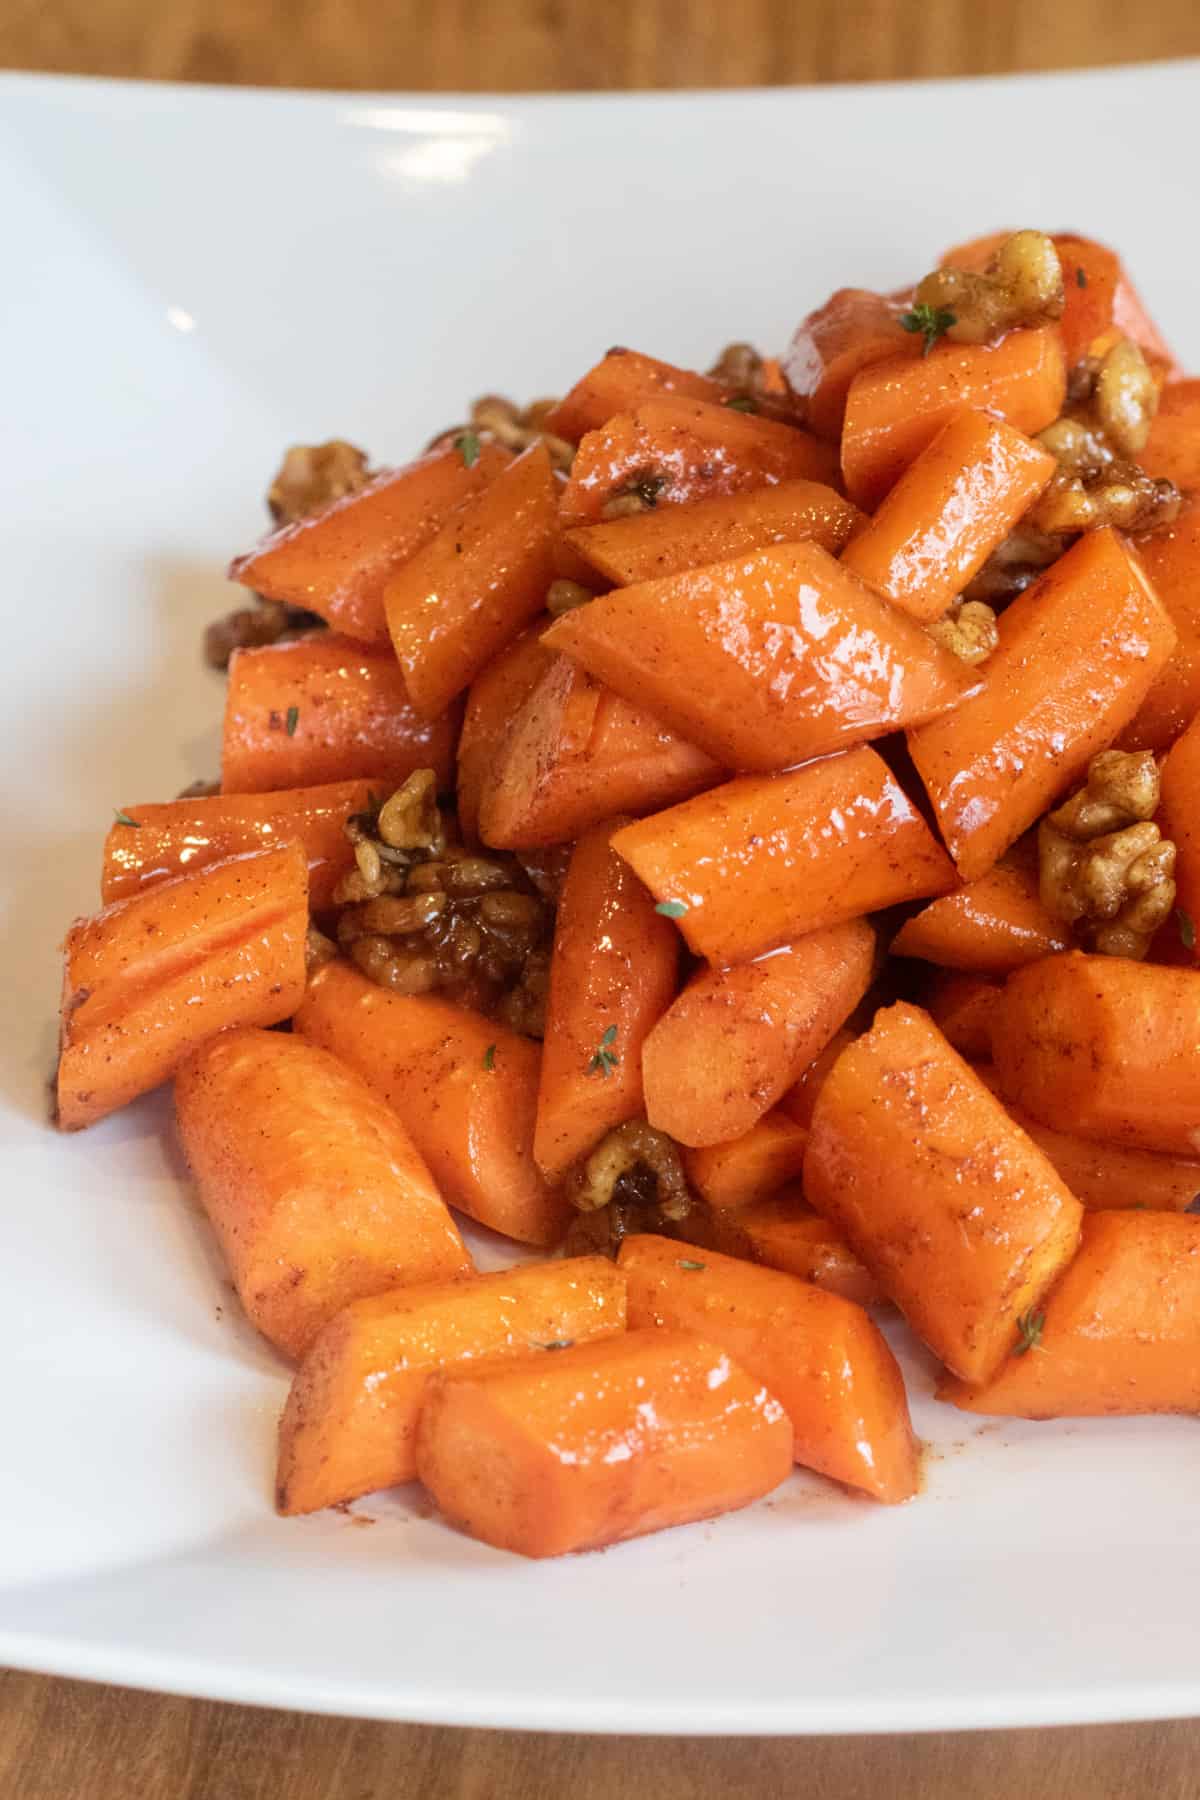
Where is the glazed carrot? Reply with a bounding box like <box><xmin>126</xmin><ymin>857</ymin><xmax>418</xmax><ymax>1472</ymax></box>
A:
<box><xmin>57</xmin><ymin>842</ymin><xmax>308</xmax><ymax>1131</ymax></box>
<box><xmin>294</xmin><ymin>958</ymin><xmax>570</xmax><ymax>1245</ymax></box>
<box><xmin>777</xmin><ymin>1026</ymin><xmax>856</xmax><ymax>1129</ymax></box>
<box><xmin>1161</xmin><ymin>710</ymin><xmax>1200</xmax><ymax>948</ymax></box>
<box><xmin>804</xmin><ymin>1002</ymin><xmax>1083</xmax><ymax>1385</ymax></box>
<box><xmin>101</xmin><ymin>778</ymin><xmax>374</xmax><ymax>911</ymax></box>
<box><xmin>610</xmin><ymin>747</ymin><xmax>956</xmax><ymax>967</ymax></box>
<box><xmin>562</xmin><ymin>481</ymin><xmax>864</xmax><ymax>587</ymax></box>
<box><xmin>939</xmin><ymin>1213</ymin><xmax>1200</xmax><ymax>1418</ymax></box>
<box><xmin>683</xmin><ymin>1112</ymin><xmax>810</xmax><ymax>1209</ymax></box>
<box><xmin>1140</xmin><ymin>379</ymin><xmax>1200</xmax><ymax>491</ymax></box>
<box><xmin>923</xmin><ymin>972</ymin><xmax>1001</xmax><ymax>1061</ymax></box>
<box><xmin>619</xmin><ymin>1236</ymin><xmax>917</xmax><ymax>1502</ymax></box>
<box><xmin>642</xmin><ymin>921</ymin><xmax>875</xmax><ymax>1148</ymax></box>
<box><xmin>455</xmin><ymin>622</ymin><xmax>554</xmax><ymax>842</ymax></box>
<box><xmin>1052</xmin><ymin>235</ymin><xmax>1178</xmax><ymax>370</ymax></box>
<box><xmin>840</xmin><ymin>326</ymin><xmax>1066</xmax><ymax>508</ymax></box>
<box><xmin>558</xmin><ymin>397</ymin><xmax>837</xmax><ymax>529</ymax></box>
<box><xmin>384</xmin><ymin>443</ymin><xmax>559</xmax><ymax>719</ymax></box>
<box><xmin>276</xmin><ymin>1256</ymin><xmax>625</xmax><ymax>1513</ymax></box>
<box><xmin>707</xmin><ymin>1185</ymin><xmax>883</xmax><ymax>1306</ymax></box>
<box><xmin>175</xmin><ymin>1028</ymin><xmax>471</xmax><ymax>1360</ymax></box>
<box><xmin>478</xmin><ymin>654</ymin><xmax>720</xmax><ymax>850</ymax></box>
<box><xmin>542</xmin><ymin>542</ymin><xmax>977</xmax><ymax>773</ymax></box>
<box><xmin>992</xmin><ymin>952</ymin><xmax>1200</xmax><ymax>1157</ymax></box>
<box><xmin>840</xmin><ymin>411</ymin><xmax>1056</xmax><ymax>621</ymax></box>
<box><xmin>890</xmin><ymin>858</ymin><xmax>1070</xmax><ymax>974</ymax></box>
<box><xmin>227</xmin><ymin>443</ymin><xmax>511</xmax><ymax>643</ymax></box>
<box><xmin>540</xmin><ymin>348</ymin><xmax>723</xmax><ymax>441</ymax></box>
<box><xmin>907</xmin><ymin>528</ymin><xmax>1177</xmax><ymax>881</ymax></box>
<box><xmin>533</xmin><ymin>822</ymin><xmax>678</xmax><ymax>1183</ymax></box>
<box><xmin>1119</xmin><ymin>496</ymin><xmax>1200</xmax><ymax>753</ymax></box>
<box><xmin>783</xmin><ymin>288</ymin><xmax>920</xmax><ymax>440</ymax></box>
<box><xmin>221</xmin><ymin>633</ymin><xmax>459</xmax><ymax>795</ymax></box>
<box><xmin>974</xmin><ymin>1066</ymin><xmax>1200</xmax><ymax>1212</ymax></box>
<box><xmin>415</xmin><ymin>1327</ymin><xmax>793</xmax><ymax>1557</ymax></box>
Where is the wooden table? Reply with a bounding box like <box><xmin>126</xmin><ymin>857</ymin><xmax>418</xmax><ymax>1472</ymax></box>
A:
<box><xmin>6</xmin><ymin>5</ymin><xmax>1200</xmax><ymax>1795</ymax></box>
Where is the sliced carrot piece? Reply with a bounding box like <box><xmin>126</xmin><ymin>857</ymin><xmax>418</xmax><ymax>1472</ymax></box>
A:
<box><xmin>455</xmin><ymin>622</ymin><xmax>554</xmax><ymax>842</ymax></box>
<box><xmin>563</xmin><ymin>481</ymin><xmax>864</xmax><ymax>587</ymax></box>
<box><xmin>101</xmin><ymin>778</ymin><xmax>374</xmax><ymax>910</ymax></box>
<box><xmin>1120</xmin><ymin>495</ymin><xmax>1200</xmax><ymax>753</ymax></box>
<box><xmin>783</xmin><ymin>288</ymin><xmax>920</xmax><ymax>441</ymax></box>
<box><xmin>611</xmin><ymin>747</ymin><xmax>956</xmax><ymax>967</ymax></box>
<box><xmin>479</xmin><ymin>654</ymin><xmax>720</xmax><ymax>850</ymax></box>
<box><xmin>542</xmin><ymin>542</ymin><xmax>976</xmax><ymax>773</ymax></box>
<box><xmin>1140</xmin><ymin>378</ymin><xmax>1200</xmax><ymax>491</ymax></box>
<box><xmin>840</xmin><ymin>411</ymin><xmax>1055</xmax><ymax>621</ymax></box>
<box><xmin>683</xmin><ymin>1111</ymin><xmax>809</xmax><ymax>1209</ymax></box>
<box><xmin>57</xmin><ymin>842</ymin><xmax>308</xmax><ymax>1131</ymax></box>
<box><xmin>221</xmin><ymin>633</ymin><xmax>459</xmax><ymax>795</ymax></box>
<box><xmin>540</xmin><ymin>348</ymin><xmax>723</xmax><ymax>441</ymax></box>
<box><xmin>939</xmin><ymin>1213</ymin><xmax>1200</xmax><ymax>1417</ymax></box>
<box><xmin>840</xmin><ymin>326</ymin><xmax>1066</xmax><ymax>509</ymax></box>
<box><xmin>1161</xmin><ymin>710</ymin><xmax>1200</xmax><ymax>950</ymax></box>
<box><xmin>708</xmin><ymin>1185</ymin><xmax>883</xmax><ymax>1306</ymax></box>
<box><xmin>415</xmin><ymin>1327</ymin><xmax>793</xmax><ymax>1558</ymax></box>
<box><xmin>642</xmin><ymin>921</ymin><xmax>875</xmax><ymax>1148</ymax></box>
<box><xmin>890</xmin><ymin>858</ymin><xmax>1070</xmax><ymax>974</ymax></box>
<box><xmin>276</xmin><ymin>1256</ymin><xmax>625</xmax><ymax>1513</ymax></box>
<box><xmin>619</xmin><ymin>1235</ymin><xmax>917</xmax><ymax>1502</ymax></box>
<box><xmin>777</xmin><ymin>1026</ymin><xmax>856</xmax><ymax>1129</ymax></box>
<box><xmin>803</xmin><ymin>1001</ymin><xmax>1083</xmax><ymax>1385</ymax></box>
<box><xmin>384</xmin><ymin>443</ymin><xmax>559</xmax><ymax>719</ymax></box>
<box><xmin>175</xmin><ymin>1027</ymin><xmax>471</xmax><ymax>1360</ymax></box>
<box><xmin>907</xmin><ymin>528</ymin><xmax>1177</xmax><ymax>881</ymax></box>
<box><xmin>533</xmin><ymin>822</ymin><xmax>678</xmax><ymax>1183</ymax></box>
<box><xmin>228</xmin><ymin>444</ymin><xmax>510</xmax><ymax>643</ymax></box>
<box><xmin>294</xmin><ymin>958</ymin><xmax>569</xmax><ymax>1246</ymax></box>
<box><xmin>923</xmin><ymin>972</ymin><xmax>1002</xmax><ymax>1060</ymax></box>
<box><xmin>558</xmin><ymin>397</ymin><xmax>837</xmax><ymax>529</ymax></box>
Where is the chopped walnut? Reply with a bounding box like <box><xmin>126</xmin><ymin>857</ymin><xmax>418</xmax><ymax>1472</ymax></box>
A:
<box><xmin>545</xmin><ymin>579</ymin><xmax>593</xmax><ymax>617</ymax></box>
<box><xmin>267</xmin><ymin>440</ymin><xmax>372</xmax><ymax>526</ymax></box>
<box><xmin>1038</xmin><ymin>750</ymin><xmax>1177</xmax><ymax>959</ymax></box>
<box><xmin>432</xmin><ymin>394</ymin><xmax>575</xmax><ymax>473</ymax></box>
<box><xmin>563</xmin><ymin>1121</ymin><xmax>696</xmax><ymax>1257</ymax></box>
<box><xmin>176</xmin><ymin>777</ymin><xmax>221</xmax><ymax>800</ymax></box>
<box><xmin>915</xmin><ymin>230</ymin><xmax>1065</xmax><ymax>346</ymax></box>
<box><xmin>964</xmin><ymin>526</ymin><xmax>1064</xmax><ymax>605</ymax></box>
<box><xmin>708</xmin><ymin>341</ymin><xmax>763</xmax><ymax>391</ymax></box>
<box><xmin>927</xmin><ymin>600</ymin><xmax>998</xmax><ymax>665</ymax></box>
<box><xmin>203</xmin><ymin>598</ymin><xmax>322</xmax><ymax>672</ymax></box>
<box><xmin>1030</xmin><ymin>339</ymin><xmax>1180</xmax><ymax>538</ymax></box>
<box><xmin>305</xmin><ymin>924</ymin><xmax>338</xmax><ymax>971</ymax></box>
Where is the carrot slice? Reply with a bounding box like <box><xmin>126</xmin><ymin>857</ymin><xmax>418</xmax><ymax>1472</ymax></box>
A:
<box><xmin>101</xmin><ymin>778</ymin><xmax>374</xmax><ymax>910</ymax></box>
<box><xmin>533</xmin><ymin>822</ymin><xmax>678</xmax><ymax>1183</ymax></box>
<box><xmin>708</xmin><ymin>1185</ymin><xmax>882</xmax><ymax>1305</ymax></box>
<box><xmin>1140</xmin><ymin>378</ymin><xmax>1200</xmax><ymax>491</ymax></box>
<box><xmin>777</xmin><ymin>1026</ymin><xmax>856</xmax><ymax>1129</ymax></box>
<box><xmin>642</xmin><ymin>921</ymin><xmax>875</xmax><ymax>1148</ymax></box>
<box><xmin>540</xmin><ymin>348</ymin><xmax>723</xmax><ymax>441</ymax></box>
<box><xmin>840</xmin><ymin>326</ymin><xmax>1066</xmax><ymax>508</ymax></box>
<box><xmin>384</xmin><ymin>443</ymin><xmax>559</xmax><ymax>719</ymax></box>
<box><xmin>803</xmin><ymin>1001</ymin><xmax>1083</xmax><ymax>1385</ymax></box>
<box><xmin>57</xmin><ymin>842</ymin><xmax>308</xmax><ymax>1131</ymax></box>
<box><xmin>939</xmin><ymin>1213</ymin><xmax>1200</xmax><ymax>1417</ymax></box>
<box><xmin>922</xmin><ymin>972</ymin><xmax>1002</xmax><ymax>1060</ymax></box>
<box><xmin>542</xmin><ymin>542</ymin><xmax>977</xmax><ymax>773</ymax></box>
<box><xmin>683</xmin><ymin>1112</ymin><xmax>810</xmax><ymax>1209</ymax></box>
<box><xmin>890</xmin><ymin>858</ymin><xmax>1070</xmax><ymax>974</ymax></box>
<box><xmin>610</xmin><ymin>746</ymin><xmax>956</xmax><ymax>967</ymax></box>
<box><xmin>479</xmin><ymin>654</ymin><xmax>720</xmax><ymax>850</ymax></box>
<box><xmin>1161</xmin><ymin>710</ymin><xmax>1200</xmax><ymax>950</ymax></box>
<box><xmin>992</xmin><ymin>951</ymin><xmax>1200</xmax><ymax>1157</ymax></box>
<box><xmin>619</xmin><ymin>1235</ymin><xmax>917</xmax><ymax>1502</ymax></box>
<box><xmin>558</xmin><ymin>397</ymin><xmax>837</xmax><ymax>529</ymax></box>
<box><xmin>415</xmin><ymin>1327</ymin><xmax>793</xmax><ymax>1558</ymax></box>
<box><xmin>1120</xmin><ymin>495</ymin><xmax>1200</xmax><ymax>753</ymax></box>
<box><xmin>455</xmin><ymin>622</ymin><xmax>554</xmax><ymax>842</ymax></box>
<box><xmin>840</xmin><ymin>411</ymin><xmax>1055</xmax><ymax>621</ymax></box>
<box><xmin>783</xmin><ymin>288</ymin><xmax>920</xmax><ymax>441</ymax></box>
<box><xmin>294</xmin><ymin>958</ymin><xmax>569</xmax><ymax>1246</ymax></box>
<box><xmin>562</xmin><ymin>481</ymin><xmax>864</xmax><ymax>587</ymax></box>
<box><xmin>276</xmin><ymin>1256</ymin><xmax>625</xmax><ymax>1513</ymax></box>
<box><xmin>175</xmin><ymin>1027</ymin><xmax>471</xmax><ymax>1360</ymax></box>
<box><xmin>907</xmin><ymin>527</ymin><xmax>1177</xmax><ymax>881</ymax></box>
<box><xmin>221</xmin><ymin>633</ymin><xmax>459</xmax><ymax>795</ymax></box>
<box><xmin>228</xmin><ymin>444</ymin><xmax>510</xmax><ymax>643</ymax></box>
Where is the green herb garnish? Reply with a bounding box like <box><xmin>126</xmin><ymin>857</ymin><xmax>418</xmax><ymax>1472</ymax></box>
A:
<box><xmin>677</xmin><ymin>1259</ymin><xmax>706</xmax><ymax>1272</ymax></box>
<box><xmin>587</xmin><ymin>1024</ymin><xmax>619</xmax><ymax>1079</ymax></box>
<box><xmin>900</xmin><ymin>303</ymin><xmax>957</xmax><ymax>357</ymax></box>
<box><xmin>113</xmin><ymin>810</ymin><xmax>141</xmax><ymax>828</ymax></box>
<box><xmin>724</xmin><ymin>395</ymin><xmax>758</xmax><ymax>413</ymax></box>
<box><xmin>1076</xmin><ymin>267</ymin><xmax>1088</xmax><ymax>288</ymax></box>
<box><xmin>1177</xmin><ymin>907</ymin><xmax>1197</xmax><ymax>951</ymax></box>
<box><xmin>655</xmin><ymin>899</ymin><xmax>689</xmax><ymax>919</ymax></box>
<box><xmin>285</xmin><ymin>705</ymin><xmax>300</xmax><ymax>737</ymax></box>
<box><xmin>1013</xmin><ymin>1310</ymin><xmax>1045</xmax><ymax>1356</ymax></box>
<box><xmin>454</xmin><ymin>430</ymin><xmax>481</xmax><ymax>468</ymax></box>
<box><xmin>482</xmin><ymin>1044</ymin><xmax>496</xmax><ymax>1071</ymax></box>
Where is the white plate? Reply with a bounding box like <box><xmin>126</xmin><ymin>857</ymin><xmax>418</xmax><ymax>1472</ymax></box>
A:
<box><xmin>2</xmin><ymin>63</ymin><xmax>1199</xmax><ymax>1735</ymax></box>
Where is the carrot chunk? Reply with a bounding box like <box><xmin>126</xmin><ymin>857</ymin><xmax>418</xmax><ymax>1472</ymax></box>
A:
<box><xmin>777</xmin><ymin>1026</ymin><xmax>856</xmax><ymax>1129</ymax></box>
<box><xmin>890</xmin><ymin>858</ymin><xmax>1070</xmax><ymax>974</ymax></box>
<box><xmin>682</xmin><ymin>1112</ymin><xmax>810</xmax><ymax>1209</ymax></box>
<box><xmin>276</xmin><ymin>1256</ymin><xmax>625</xmax><ymax>1513</ymax></box>
<box><xmin>455</xmin><ymin>623</ymin><xmax>554</xmax><ymax>843</ymax></box>
<box><xmin>57</xmin><ymin>842</ymin><xmax>308</xmax><ymax>1131</ymax></box>
<box><xmin>922</xmin><ymin>972</ymin><xmax>1002</xmax><ymax>1060</ymax></box>
<box><xmin>1161</xmin><ymin>710</ymin><xmax>1200</xmax><ymax>951</ymax></box>
<box><xmin>708</xmin><ymin>1186</ymin><xmax>883</xmax><ymax>1305</ymax></box>
<box><xmin>1140</xmin><ymin>378</ymin><xmax>1200</xmax><ymax>491</ymax></box>
<box><xmin>783</xmin><ymin>288</ymin><xmax>920</xmax><ymax>441</ymax></box>
<box><xmin>619</xmin><ymin>1235</ymin><xmax>917</xmax><ymax>1502</ymax></box>
<box><xmin>415</xmin><ymin>1327</ymin><xmax>793</xmax><ymax>1557</ymax></box>
<box><xmin>1120</xmin><ymin>495</ymin><xmax>1200</xmax><ymax>753</ymax></box>
<box><xmin>540</xmin><ymin>348</ymin><xmax>723</xmax><ymax>441</ymax></box>
<box><xmin>803</xmin><ymin>1002</ymin><xmax>1083</xmax><ymax>1385</ymax></box>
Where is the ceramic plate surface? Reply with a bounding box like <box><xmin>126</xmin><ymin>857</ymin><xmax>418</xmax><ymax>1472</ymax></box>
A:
<box><xmin>2</xmin><ymin>64</ymin><xmax>1198</xmax><ymax>1732</ymax></box>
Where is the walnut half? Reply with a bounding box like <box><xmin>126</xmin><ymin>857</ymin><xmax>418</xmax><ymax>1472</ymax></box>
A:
<box><xmin>1038</xmin><ymin>751</ymin><xmax>1176</xmax><ymax>959</ymax></box>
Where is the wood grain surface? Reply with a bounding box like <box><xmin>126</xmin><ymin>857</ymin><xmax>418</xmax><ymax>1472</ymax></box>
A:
<box><xmin>6</xmin><ymin>4</ymin><xmax>1200</xmax><ymax>1795</ymax></box>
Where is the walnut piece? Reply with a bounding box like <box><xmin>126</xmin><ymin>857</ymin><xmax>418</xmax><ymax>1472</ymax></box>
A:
<box><xmin>435</xmin><ymin>394</ymin><xmax>575</xmax><ymax>473</ymax></box>
<box><xmin>1038</xmin><ymin>751</ymin><xmax>1176</xmax><ymax>959</ymax></box>
<box><xmin>267</xmin><ymin>440</ymin><xmax>372</xmax><ymax>525</ymax></box>
<box><xmin>1031</xmin><ymin>339</ymin><xmax>1180</xmax><ymax>537</ymax></box>
<box><xmin>916</xmin><ymin>230</ymin><xmax>1065</xmax><ymax>345</ymax></box>
<box><xmin>927</xmin><ymin>600</ymin><xmax>998</xmax><ymax>665</ymax></box>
